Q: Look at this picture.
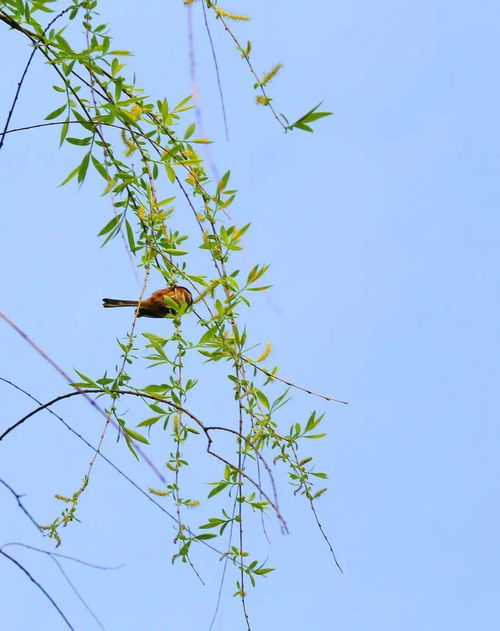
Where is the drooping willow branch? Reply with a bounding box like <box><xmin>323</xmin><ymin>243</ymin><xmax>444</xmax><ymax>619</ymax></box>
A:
<box><xmin>1</xmin><ymin>9</ymin><xmax>341</xmax><ymax>403</ymax></box>
<box><xmin>0</xmin><ymin>476</ymin><xmax>112</xmax><ymax>630</ymax></box>
<box><xmin>0</xmin><ymin>388</ymin><xmax>288</xmax><ymax>533</ymax></box>
<box><xmin>0</xmin><ymin>310</ymin><xmax>166</xmax><ymax>483</ymax></box>
<box><xmin>203</xmin><ymin>0</ymin><xmax>287</xmax><ymax>131</ymax></box>
<box><xmin>0</xmin><ymin>3</ymin><xmax>84</xmax><ymax>150</ymax></box>
<box><xmin>1</xmin><ymin>8</ymin><xmax>342</xmax><ymax>621</ymax></box>
<box><xmin>0</xmin><ymin>377</ymin><xmax>234</xmax><ymax>559</ymax></box>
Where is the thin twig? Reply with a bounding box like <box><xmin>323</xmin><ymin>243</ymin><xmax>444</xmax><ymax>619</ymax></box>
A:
<box><xmin>1</xmin><ymin>542</ymin><xmax>122</xmax><ymax>571</ymax></box>
<box><xmin>200</xmin><ymin>1</ymin><xmax>229</xmax><ymax>140</ymax></box>
<box><xmin>0</xmin><ymin>311</ymin><xmax>166</xmax><ymax>482</ymax></box>
<box><xmin>0</xmin><ymin>478</ymin><xmax>41</xmax><ymax>531</ymax></box>
<box><xmin>83</xmin><ymin>4</ymin><xmax>138</xmax><ymax>279</ymax></box>
<box><xmin>245</xmin><ymin>358</ymin><xmax>348</xmax><ymax>404</ymax></box>
<box><xmin>0</xmin><ymin>4</ymin><xmax>80</xmax><ymax>151</ymax></box>
<box><xmin>0</xmin><ymin>549</ymin><xmax>74</xmax><ymax>630</ymax></box>
<box><xmin>49</xmin><ymin>555</ymin><xmax>106</xmax><ymax>631</ymax></box>
<box><xmin>205</xmin><ymin>1</ymin><xmax>287</xmax><ymax>131</ymax></box>
<box><xmin>0</xmin><ymin>388</ymin><xmax>287</xmax><ymax>531</ymax></box>
<box><xmin>308</xmin><ymin>499</ymin><xmax>343</xmax><ymax>573</ymax></box>
<box><xmin>0</xmin><ymin>479</ymin><xmax>109</xmax><ymax>628</ymax></box>
<box><xmin>0</xmin><ymin>378</ymin><xmax>227</xmax><ymax>558</ymax></box>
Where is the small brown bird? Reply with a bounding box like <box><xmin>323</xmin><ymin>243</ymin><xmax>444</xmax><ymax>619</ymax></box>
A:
<box><xmin>103</xmin><ymin>286</ymin><xmax>193</xmax><ymax>318</ymax></box>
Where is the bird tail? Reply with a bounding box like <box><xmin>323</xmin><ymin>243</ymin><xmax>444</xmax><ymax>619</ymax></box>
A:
<box><xmin>102</xmin><ymin>298</ymin><xmax>139</xmax><ymax>308</ymax></box>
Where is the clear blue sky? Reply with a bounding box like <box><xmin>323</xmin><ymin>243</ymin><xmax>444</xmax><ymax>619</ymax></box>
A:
<box><xmin>1</xmin><ymin>1</ymin><xmax>499</xmax><ymax>629</ymax></box>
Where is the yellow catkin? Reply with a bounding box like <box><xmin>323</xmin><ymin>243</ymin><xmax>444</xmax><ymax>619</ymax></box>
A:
<box><xmin>121</xmin><ymin>129</ymin><xmax>137</xmax><ymax>155</ymax></box>
<box><xmin>255</xmin><ymin>342</ymin><xmax>271</xmax><ymax>363</ymax></box>
<box><xmin>256</xmin><ymin>95</ymin><xmax>271</xmax><ymax>106</ymax></box>
<box><xmin>212</xmin><ymin>5</ymin><xmax>250</xmax><ymax>21</ymax></box>
<box><xmin>148</xmin><ymin>488</ymin><xmax>168</xmax><ymax>496</ymax></box>
<box><xmin>240</xmin><ymin>41</ymin><xmax>252</xmax><ymax>58</ymax></box>
<box><xmin>130</xmin><ymin>104</ymin><xmax>145</xmax><ymax>120</ymax></box>
<box><xmin>55</xmin><ymin>494</ymin><xmax>71</xmax><ymax>502</ymax></box>
<box><xmin>261</xmin><ymin>63</ymin><xmax>282</xmax><ymax>87</ymax></box>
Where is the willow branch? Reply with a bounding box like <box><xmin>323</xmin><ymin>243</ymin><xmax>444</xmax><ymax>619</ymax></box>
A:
<box><xmin>0</xmin><ymin>311</ymin><xmax>166</xmax><ymax>483</ymax></box>
<box><xmin>0</xmin><ymin>549</ymin><xmax>74</xmax><ymax>630</ymax></box>
<box><xmin>0</xmin><ymin>388</ymin><xmax>287</xmax><ymax>531</ymax></box>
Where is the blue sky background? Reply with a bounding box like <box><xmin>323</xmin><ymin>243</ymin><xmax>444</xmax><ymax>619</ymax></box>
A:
<box><xmin>1</xmin><ymin>1</ymin><xmax>499</xmax><ymax>629</ymax></box>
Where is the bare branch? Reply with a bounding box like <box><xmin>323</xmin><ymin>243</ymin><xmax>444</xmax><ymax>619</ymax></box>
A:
<box><xmin>0</xmin><ymin>478</ymin><xmax>41</xmax><ymax>531</ymax></box>
<box><xmin>0</xmin><ymin>549</ymin><xmax>75</xmax><ymax>630</ymax></box>
<box><xmin>244</xmin><ymin>358</ymin><xmax>348</xmax><ymax>404</ymax></box>
<box><xmin>200</xmin><ymin>1</ymin><xmax>229</xmax><ymax>140</ymax></box>
<box><xmin>308</xmin><ymin>499</ymin><xmax>343</xmax><ymax>573</ymax></box>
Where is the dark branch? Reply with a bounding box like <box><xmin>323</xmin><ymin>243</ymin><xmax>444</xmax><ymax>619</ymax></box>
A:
<box><xmin>0</xmin><ymin>478</ymin><xmax>41</xmax><ymax>531</ymax></box>
<box><xmin>0</xmin><ymin>387</ymin><xmax>287</xmax><ymax>531</ymax></box>
<box><xmin>200</xmin><ymin>1</ymin><xmax>229</xmax><ymax>140</ymax></box>
<box><xmin>0</xmin><ymin>5</ymin><xmax>81</xmax><ymax>151</ymax></box>
<box><xmin>0</xmin><ymin>311</ymin><xmax>166</xmax><ymax>483</ymax></box>
<box><xmin>0</xmin><ymin>549</ymin><xmax>75</xmax><ymax>630</ymax></box>
<box><xmin>308</xmin><ymin>499</ymin><xmax>343</xmax><ymax>573</ymax></box>
<box><xmin>0</xmin><ymin>377</ymin><xmax>226</xmax><ymax>557</ymax></box>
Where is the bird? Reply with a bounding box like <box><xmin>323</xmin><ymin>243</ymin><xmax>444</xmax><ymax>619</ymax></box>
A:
<box><xmin>103</xmin><ymin>286</ymin><xmax>193</xmax><ymax>318</ymax></box>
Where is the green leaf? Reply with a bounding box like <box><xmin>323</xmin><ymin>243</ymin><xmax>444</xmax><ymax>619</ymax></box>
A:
<box><xmin>59</xmin><ymin>118</ymin><xmax>69</xmax><ymax>146</ymax></box>
<box><xmin>287</xmin><ymin>102</ymin><xmax>332</xmax><ymax>133</ymax></box>
<box><xmin>141</xmin><ymin>384</ymin><xmax>169</xmax><ymax>394</ymax></box>
<box><xmin>199</xmin><ymin>518</ymin><xmax>225</xmax><ymax>529</ymax></box>
<box><xmin>91</xmin><ymin>155</ymin><xmax>109</xmax><ymax>180</ymax></box>
<box><xmin>55</xmin><ymin>34</ymin><xmax>73</xmax><ymax>54</ymax></box>
<box><xmin>313</xmin><ymin>488</ymin><xmax>328</xmax><ymax>499</ymax></box>
<box><xmin>163</xmin><ymin>249</ymin><xmax>187</xmax><ymax>256</ymax></box>
<box><xmin>123</xmin><ymin>434</ymin><xmax>139</xmax><ymax>460</ymax></box>
<box><xmin>98</xmin><ymin>214</ymin><xmax>120</xmax><ymax>236</ymax></box>
<box><xmin>137</xmin><ymin>416</ymin><xmax>162</xmax><ymax>428</ymax></box>
<box><xmin>305</xmin><ymin>411</ymin><xmax>319</xmax><ymax>432</ymax></box>
<box><xmin>217</xmin><ymin>170</ymin><xmax>231</xmax><ymax>193</ymax></box>
<box><xmin>72</xmin><ymin>370</ymin><xmax>97</xmax><ymax>387</ymax></box>
<box><xmin>111</xmin><ymin>58</ymin><xmax>122</xmax><ymax>76</ymax></box>
<box><xmin>148</xmin><ymin>404</ymin><xmax>167</xmax><ymax>415</ymax></box>
<box><xmin>77</xmin><ymin>151</ymin><xmax>91</xmax><ymax>183</ymax></box>
<box><xmin>199</xmin><ymin>326</ymin><xmax>217</xmax><ymax>345</ymax></box>
<box><xmin>165</xmin><ymin>164</ymin><xmax>176</xmax><ymax>183</ymax></box>
<box><xmin>65</xmin><ymin>136</ymin><xmax>92</xmax><ymax>146</ymax></box>
<box><xmin>96</xmin><ymin>377</ymin><xmax>114</xmax><ymax>386</ymax></box>
<box><xmin>125</xmin><ymin>219</ymin><xmax>136</xmax><ymax>253</ymax></box>
<box><xmin>255</xmin><ymin>389</ymin><xmax>270</xmax><ymax>410</ymax></box>
<box><xmin>208</xmin><ymin>483</ymin><xmax>230</xmax><ymax>498</ymax></box>
<box><xmin>153</xmin><ymin>196</ymin><xmax>176</xmax><ymax>208</ymax></box>
<box><xmin>45</xmin><ymin>104</ymin><xmax>67</xmax><ymax>120</ymax></box>
<box><xmin>123</xmin><ymin>427</ymin><xmax>150</xmax><ymax>444</ymax></box>
<box><xmin>247</xmin><ymin>285</ymin><xmax>272</xmax><ymax>292</ymax></box>
<box><xmin>142</xmin><ymin>333</ymin><xmax>168</xmax><ymax>345</ymax></box>
<box><xmin>184</xmin><ymin>122</ymin><xmax>196</xmax><ymax>139</ymax></box>
<box><xmin>254</xmin><ymin>567</ymin><xmax>275</xmax><ymax>576</ymax></box>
